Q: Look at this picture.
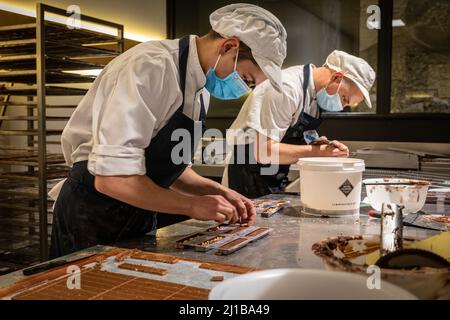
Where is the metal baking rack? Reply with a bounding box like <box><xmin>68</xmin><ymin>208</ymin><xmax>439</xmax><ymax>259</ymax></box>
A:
<box><xmin>0</xmin><ymin>3</ymin><xmax>124</xmax><ymax>274</ymax></box>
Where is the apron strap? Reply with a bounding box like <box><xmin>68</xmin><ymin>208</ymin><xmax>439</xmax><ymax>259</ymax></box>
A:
<box><xmin>199</xmin><ymin>93</ymin><xmax>206</xmax><ymax>132</ymax></box>
<box><xmin>177</xmin><ymin>35</ymin><xmax>206</xmax><ymax>127</ymax></box>
<box><xmin>177</xmin><ymin>35</ymin><xmax>190</xmax><ymax>111</ymax></box>
<box><xmin>292</xmin><ymin>64</ymin><xmax>311</xmax><ymax>129</ymax></box>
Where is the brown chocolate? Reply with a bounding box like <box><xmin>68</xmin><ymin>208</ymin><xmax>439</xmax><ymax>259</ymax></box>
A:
<box><xmin>210</xmin><ymin>275</ymin><xmax>224</xmax><ymax>282</ymax></box>
<box><xmin>118</xmin><ymin>263</ymin><xmax>168</xmax><ymax>276</ymax></box>
<box><xmin>175</xmin><ymin>233</ymin><xmax>204</xmax><ymax>247</ymax></box>
<box><xmin>199</xmin><ymin>236</ymin><xmax>226</xmax><ymax>247</ymax></box>
<box><xmin>218</xmin><ymin>238</ymin><xmax>248</xmax><ymax>250</ymax></box>
<box><xmin>129</xmin><ymin>252</ymin><xmax>179</xmax><ymax>264</ymax></box>
<box><xmin>199</xmin><ymin>262</ymin><xmax>257</xmax><ymax>274</ymax></box>
<box><xmin>4</xmin><ymin>249</ymin><xmax>256</xmax><ymax>300</ymax></box>
<box><xmin>225</xmin><ymin>226</ymin><xmax>248</xmax><ymax>235</ymax></box>
<box><xmin>245</xmin><ymin>227</ymin><xmax>269</xmax><ymax>238</ymax></box>
<box><xmin>13</xmin><ymin>270</ymin><xmax>209</xmax><ymax>300</ymax></box>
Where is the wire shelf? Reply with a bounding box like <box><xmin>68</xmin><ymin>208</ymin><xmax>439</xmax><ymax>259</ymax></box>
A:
<box><xmin>0</xmin><ymin>3</ymin><xmax>124</xmax><ymax>264</ymax></box>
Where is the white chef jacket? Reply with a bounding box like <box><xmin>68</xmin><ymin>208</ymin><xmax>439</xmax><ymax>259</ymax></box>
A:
<box><xmin>50</xmin><ymin>35</ymin><xmax>209</xmax><ymax>199</ymax></box>
<box><xmin>222</xmin><ymin>64</ymin><xmax>319</xmax><ymax>186</ymax></box>
<box><xmin>226</xmin><ymin>64</ymin><xmax>319</xmax><ymax>145</ymax></box>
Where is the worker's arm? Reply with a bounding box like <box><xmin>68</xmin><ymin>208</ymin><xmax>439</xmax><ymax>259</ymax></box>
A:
<box><xmin>94</xmin><ymin>175</ymin><xmax>237</xmax><ymax>223</ymax></box>
<box><xmin>254</xmin><ymin>132</ymin><xmax>349</xmax><ymax>165</ymax></box>
<box><xmin>170</xmin><ymin>166</ymin><xmax>222</xmax><ymax>196</ymax></box>
<box><xmin>171</xmin><ymin>167</ymin><xmax>256</xmax><ymax>225</ymax></box>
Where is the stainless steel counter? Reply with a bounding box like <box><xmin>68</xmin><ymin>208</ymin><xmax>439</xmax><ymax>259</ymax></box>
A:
<box><xmin>0</xmin><ymin>194</ymin><xmax>444</xmax><ymax>292</ymax></box>
<box><xmin>118</xmin><ymin>194</ymin><xmax>441</xmax><ymax>270</ymax></box>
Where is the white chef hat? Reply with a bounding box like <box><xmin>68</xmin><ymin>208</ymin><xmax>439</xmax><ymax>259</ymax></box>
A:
<box><xmin>210</xmin><ymin>3</ymin><xmax>287</xmax><ymax>92</ymax></box>
<box><xmin>324</xmin><ymin>50</ymin><xmax>376</xmax><ymax>108</ymax></box>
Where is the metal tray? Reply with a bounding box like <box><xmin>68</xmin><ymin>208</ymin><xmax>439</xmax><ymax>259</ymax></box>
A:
<box><xmin>175</xmin><ymin>224</ymin><xmax>273</xmax><ymax>254</ymax></box>
<box><xmin>0</xmin><ymin>22</ymin><xmax>121</xmax><ymax>45</ymax></box>
<box><xmin>0</xmin><ymin>86</ymin><xmax>88</xmax><ymax>96</ymax></box>
<box><xmin>0</xmin><ymin>70</ymin><xmax>96</xmax><ymax>84</ymax></box>
<box><xmin>0</xmin><ymin>54</ymin><xmax>106</xmax><ymax>71</ymax></box>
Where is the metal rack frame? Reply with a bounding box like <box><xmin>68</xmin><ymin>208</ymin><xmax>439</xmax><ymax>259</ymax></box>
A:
<box><xmin>0</xmin><ymin>3</ymin><xmax>124</xmax><ymax>267</ymax></box>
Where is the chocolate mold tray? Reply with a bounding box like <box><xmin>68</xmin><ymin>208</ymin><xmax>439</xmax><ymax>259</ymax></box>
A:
<box><xmin>253</xmin><ymin>199</ymin><xmax>290</xmax><ymax>218</ymax></box>
<box><xmin>215</xmin><ymin>238</ymin><xmax>250</xmax><ymax>255</ymax></box>
<box><xmin>215</xmin><ymin>227</ymin><xmax>272</xmax><ymax>255</ymax></box>
<box><xmin>175</xmin><ymin>224</ymin><xmax>272</xmax><ymax>254</ymax></box>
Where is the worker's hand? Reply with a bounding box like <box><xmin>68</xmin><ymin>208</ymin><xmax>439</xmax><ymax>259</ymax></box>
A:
<box><xmin>189</xmin><ymin>195</ymin><xmax>239</xmax><ymax>223</ymax></box>
<box><xmin>313</xmin><ymin>140</ymin><xmax>349</xmax><ymax>158</ymax></box>
<box><xmin>310</xmin><ymin>136</ymin><xmax>332</xmax><ymax>146</ymax></box>
<box><xmin>218</xmin><ymin>187</ymin><xmax>256</xmax><ymax>226</ymax></box>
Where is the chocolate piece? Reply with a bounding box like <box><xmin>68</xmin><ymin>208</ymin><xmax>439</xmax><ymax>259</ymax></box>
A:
<box><xmin>129</xmin><ymin>252</ymin><xmax>179</xmax><ymax>264</ymax></box>
<box><xmin>199</xmin><ymin>262</ymin><xmax>257</xmax><ymax>274</ymax></box>
<box><xmin>114</xmin><ymin>249</ymin><xmax>133</xmax><ymax>262</ymax></box>
<box><xmin>175</xmin><ymin>233</ymin><xmax>204</xmax><ymax>248</ymax></box>
<box><xmin>210</xmin><ymin>275</ymin><xmax>224</xmax><ymax>282</ymax></box>
<box><xmin>225</xmin><ymin>226</ymin><xmax>248</xmax><ymax>235</ymax></box>
<box><xmin>206</xmin><ymin>224</ymin><xmax>227</xmax><ymax>232</ymax></box>
<box><xmin>254</xmin><ymin>199</ymin><xmax>289</xmax><ymax>218</ymax></box>
<box><xmin>245</xmin><ymin>227</ymin><xmax>270</xmax><ymax>238</ymax></box>
<box><xmin>215</xmin><ymin>238</ymin><xmax>249</xmax><ymax>255</ymax></box>
<box><xmin>199</xmin><ymin>236</ymin><xmax>226</xmax><ymax>247</ymax></box>
<box><xmin>219</xmin><ymin>238</ymin><xmax>248</xmax><ymax>250</ymax></box>
<box><xmin>118</xmin><ymin>263</ymin><xmax>168</xmax><ymax>276</ymax></box>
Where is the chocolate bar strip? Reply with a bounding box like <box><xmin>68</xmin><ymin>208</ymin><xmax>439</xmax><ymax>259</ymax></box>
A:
<box><xmin>254</xmin><ymin>200</ymin><xmax>289</xmax><ymax>218</ymax></box>
<box><xmin>184</xmin><ymin>235</ymin><xmax>234</xmax><ymax>252</ymax></box>
<box><xmin>129</xmin><ymin>252</ymin><xmax>179</xmax><ymax>264</ymax></box>
<box><xmin>199</xmin><ymin>236</ymin><xmax>226</xmax><ymax>247</ymax></box>
<box><xmin>199</xmin><ymin>262</ymin><xmax>257</xmax><ymax>274</ymax></box>
<box><xmin>174</xmin><ymin>232</ymin><xmax>206</xmax><ymax>248</ymax></box>
<box><xmin>225</xmin><ymin>226</ymin><xmax>250</xmax><ymax>235</ymax></box>
<box><xmin>210</xmin><ymin>275</ymin><xmax>224</xmax><ymax>282</ymax></box>
<box><xmin>216</xmin><ymin>238</ymin><xmax>250</xmax><ymax>256</ymax></box>
<box><xmin>261</xmin><ymin>207</ymin><xmax>281</xmax><ymax>218</ymax></box>
<box><xmin>118</xmin><ymin>262</ymin><xmax>168</xmax><ymax>276</ymax></box>
<box><xmin>244</xmin><ymin>227</ymin><xmax>271</xmax><ymax>240</ymax></box>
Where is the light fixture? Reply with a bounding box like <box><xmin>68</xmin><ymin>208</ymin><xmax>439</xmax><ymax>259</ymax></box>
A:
<box><xmin>367</xmin><ymin>19</ymin><xmax>406</xmax><ymax>29</ymax></box>
<box><xmin>63</xmin><ymin>69</ymin><xmax>103</xmax><ymax>76</ymax></box>
<box><xmin>392</xmin><ymin>19</ymin><xmax>406</xmax><ymax>28</ymax></box>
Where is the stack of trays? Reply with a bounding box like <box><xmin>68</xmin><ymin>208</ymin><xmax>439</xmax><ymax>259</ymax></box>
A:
<box><xmin>175</xmin><ymin>224</ymin><xmax>272</xmax><ymax>255</ymax></box>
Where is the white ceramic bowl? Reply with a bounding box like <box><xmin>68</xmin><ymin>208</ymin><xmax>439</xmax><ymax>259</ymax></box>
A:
<box><xmin>209</xmin><ymin>269</ymin><xmax>417</xmax><ymax>300</ymax></box>
<box><xmin>363</xmin><ymin>178</ymin><xmax>431</xmax><ymax>214</ymax></box>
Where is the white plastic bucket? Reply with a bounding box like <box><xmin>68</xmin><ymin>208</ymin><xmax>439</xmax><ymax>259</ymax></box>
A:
<box><xmin>298</xmin><ymin>158</ymin><xmax>365</xmax><ymax>217</ymax></box>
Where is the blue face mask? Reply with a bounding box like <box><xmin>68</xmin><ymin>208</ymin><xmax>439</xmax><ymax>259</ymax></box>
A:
<box><xmin>204</xmin><ymin>49</ymin><xmax>251</xmax><ymax>100</ymax></box>
<box><xmin>316</xmin><ymin>80</ymin><xmax>343</xmax><ymax>112</ymax></box>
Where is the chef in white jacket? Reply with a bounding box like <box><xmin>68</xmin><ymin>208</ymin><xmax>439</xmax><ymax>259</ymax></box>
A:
<box><xmin>50</xmin><ymin>4</ymin><xmax>287</xmax><ymax>258</ymax></box>
<box><xmin>223</xmin><ymin>51</ymin><xmax>376</xmax><ymax>198</ymax></box>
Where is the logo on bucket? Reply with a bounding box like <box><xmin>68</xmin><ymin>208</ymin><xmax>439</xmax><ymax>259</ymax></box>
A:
<box><xmin>339</xmin><ymin>179</ymin><xmax>354</xmax><ymax>197</ymax></box>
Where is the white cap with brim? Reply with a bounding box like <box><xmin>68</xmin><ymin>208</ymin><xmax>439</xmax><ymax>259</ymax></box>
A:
<box><xmin>324</xmin><ymin>50</ymin><xmax>376</xmax><ymax>108</ymax></box>
<box><xmin>210</xmin><ymin>3</ymin><xmax>287</xmax><ymax>92</ymax></box>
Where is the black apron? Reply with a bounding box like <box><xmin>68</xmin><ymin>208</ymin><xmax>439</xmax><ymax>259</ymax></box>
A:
<box><xmin>228</xmin><ymin>64</ymin><xmax>322</xmax><ymax>199</ymax></box>
<box><xmin>50</xmin><ymin>35</ymin><xmax>206</xmax><ymax>258</ymax></box>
